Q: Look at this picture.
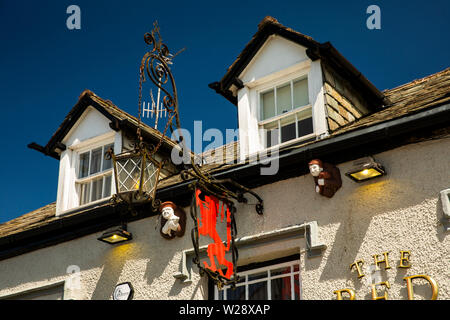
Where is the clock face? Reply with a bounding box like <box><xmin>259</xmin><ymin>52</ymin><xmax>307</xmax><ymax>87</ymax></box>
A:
<box><xmin>113</xmin><ymin>282</ymin><xmax>133</xmax><ymax>300</ymax></box>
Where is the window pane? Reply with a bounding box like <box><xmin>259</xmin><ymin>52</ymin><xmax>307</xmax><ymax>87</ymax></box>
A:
<box><xmin>261</xmin><ymin>90</ymin><xmax>275</xmax><ymax>120</ymax></box>
<box><xmin>79</xmin><ymin>152</ymin><xmax>90</xmax><ymax>179</ymax></box>
<box><xmin>280</xmin><ymin>115</ymin><xmax>296</xmax><ymax>143</ymax></box>
<box><xmin>248</xmin><ymin>282</ymin><xmax>267</xmax><ymax>300</ymax></box>
<box><xmin>293</xmin><ymin>265</ymin><xmax>300</xmax><ymax>300</ymax></box>
<box><xmin>90</xmin><ymin>147</ymin><xmax>102</xmax><ymax>175</ymax></box>
<box><xmin>293</xmin><ymin>78</ymin><xmax>309</xmax><ymax>108</ymax></box>
<box><xmin>217</xmin><ymin>289</ymin><xmax>224</xmax><ymax>300</ymax></box>
<box><xmin>276</xmin><ymin>83</ymin><xmax>291</xmax><ymax>115</ymax></box>
<box><xmin>80</xmin><ymin>183</ymin><xmax>90</xmax><ymax>205</ymax></box>
<box><xmin>297</xmin><ymin>117</ymin><xmax>313</xmax><ymax>137</ymax></box>
<box><xmin>103</xmin><ymin>175</ymin><xmax>112</xmax><ymax>198</ymax></box>
<box><xmin>91</xmin><ymin>177</ymin><xmax>103</xmax><ymax>202</ymax></box>
<box><xmin>296</xmin><ymin>108</ymin><xmax>313</xmax><ymax>137</ymax></box>
<box><xmin>226</xmin><ymin>286</ymin><xmax>246</xmax><ymax>300</ymax></box>
<box><xmin>248</xmin><ymin>270</ymin><xmax>268</xmax><ymax>282</ymax></box>
<box><xmin>270</xmin><ymin>266</ymin><xmax>291</xmax><ymax>277</ymax></box>
<box><xmin>102</xmin><ymin>143</ymin><xmax>114</xmax><ymax>171</ymax></box>
<box><xmin>264</xmin><ymin>121</ymin><xmax>279</xmax><ymax>148</ymax></box>
<box><xmin>271</xmin><ymin>277</ymin><xmax>292</xmax><ymax>300</ymax></box>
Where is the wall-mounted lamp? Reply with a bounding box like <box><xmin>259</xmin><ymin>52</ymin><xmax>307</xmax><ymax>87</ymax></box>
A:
<box><xmin>98</xmin><ymin>224</ymin><xmax>132</xmax><ymax>245</ymax></box>
<box><xmin>345</xmin><ymin>156</ymin><xmax>385</xmax><ymax>182</ymax></box>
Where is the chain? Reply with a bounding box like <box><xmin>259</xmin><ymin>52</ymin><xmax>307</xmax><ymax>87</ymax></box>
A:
<box><xmin>137</xmin><ymin>63</ymin><xmax>145</xmax><ymax>144</ymax></box>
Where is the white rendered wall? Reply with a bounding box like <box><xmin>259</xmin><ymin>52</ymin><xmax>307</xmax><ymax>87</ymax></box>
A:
<box><xmin>0</xmin><ymin>137</ymin><xmax>448</xmax><ymax>300</ymax></box>
<box><xmin>240</xmin><ymin>35</ymin><xmax>309</xmax><ymax>84</ymax></box>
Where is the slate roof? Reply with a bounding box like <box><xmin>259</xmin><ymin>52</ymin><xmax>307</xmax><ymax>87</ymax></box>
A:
<box><xmin>333</xmin><ymin>67</ymin><xmax>450</xmax><ymax>135</ymax></box>
<box><xmin>209</xmin><ymin>16</ymin><xmax>386</xmax><ymax>110</ymax></box>
<box><xmin>28</xmin><ymin>89</ymin><xmax>180</xmax><ymax>159</ymax></box>
<box><xmin>1</xmin><ymin>67</ymin><xmax>449</xmax><ymax>242</ymax></box>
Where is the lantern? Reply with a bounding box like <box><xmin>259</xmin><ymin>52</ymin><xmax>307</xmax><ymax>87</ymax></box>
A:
<box><xmin>107</xmin><ymin>144</ymin><xmax>163</xmax><ymax>205</ymax></box>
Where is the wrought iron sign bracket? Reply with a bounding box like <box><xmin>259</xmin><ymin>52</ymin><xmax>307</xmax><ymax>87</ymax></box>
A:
<box><xmin>181</xmin><ymin>169</ymin><xmax>264</xmax><ymax>216</ymax></box>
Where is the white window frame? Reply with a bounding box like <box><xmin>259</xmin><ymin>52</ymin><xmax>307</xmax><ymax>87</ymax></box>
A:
<box><xmin>75</xmin><ymin>143</ymin><xmax>114</xmax><ymax>207</ymax></box>
<box><xmin>257</xmin><ymin>71</ymin><xmax>315</xmax><ymax>149</ymax></box>
<box><xmin>68</xmin><ymin>132</ymin><xmax>116</xmax><ymax>210</ymax></box>
<box><xmin>214</xmin><ymin>258</ymin><xmax>301</xmax><ymax>300</ymax></box>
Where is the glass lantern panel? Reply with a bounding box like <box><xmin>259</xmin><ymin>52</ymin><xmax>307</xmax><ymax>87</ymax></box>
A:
<box><xmin>117</xmin><ymin>156</ymin><xmax>142</xmax><ymax>192</ymax></box>
<box><xmin>141</xmin><ymin>160</ymin><xmax>157</xmax><ymax>195</ymax></box>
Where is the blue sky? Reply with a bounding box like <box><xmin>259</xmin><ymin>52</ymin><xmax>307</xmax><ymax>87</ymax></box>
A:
<box><xmin>0</xmin><ymin>0</ymin><xmax>449</xmax><ymax>223</ymax></box>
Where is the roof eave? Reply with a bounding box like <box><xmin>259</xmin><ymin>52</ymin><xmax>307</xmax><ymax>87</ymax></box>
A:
<box><xmin>209</xmin><ymin>17</ymin><xmax>386</xmax><ymax>111</ymax></box>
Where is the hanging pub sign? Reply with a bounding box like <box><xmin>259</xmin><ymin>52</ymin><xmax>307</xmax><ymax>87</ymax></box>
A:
<box><xmin>191</xmin><ymin>188</ymin><xmax>238</xmax><ymax>289</ymax></box>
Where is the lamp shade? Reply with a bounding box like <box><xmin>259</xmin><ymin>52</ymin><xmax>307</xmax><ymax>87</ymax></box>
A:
<box><xmin>98</xmin><ymin>227</ymin><xmax>132</xmax><ymax>244</ymax></box>
<box><xmin>345</xmin><ymin>157</ymin><xmax>385</xmax><ymax>182</ymax></box>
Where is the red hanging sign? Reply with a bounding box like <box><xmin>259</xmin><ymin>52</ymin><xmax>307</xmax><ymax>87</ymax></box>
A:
<box><xmin>195</xmin><ymin>189</ymin><xmax>234</xmax><ymax>280</ymax></box>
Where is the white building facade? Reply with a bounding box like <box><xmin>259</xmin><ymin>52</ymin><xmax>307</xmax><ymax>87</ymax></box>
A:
<box><xmin>0</xmin><ymin>17</ymin><xmax>449</xmax><ymax>301</ymax></box>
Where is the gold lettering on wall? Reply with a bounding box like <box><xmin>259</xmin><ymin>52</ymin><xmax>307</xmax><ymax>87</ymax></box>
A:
<box><xmin>333</xmin><ymin>289</ymin><xmax>356</xmax><ymax>300</ymax></box>
<box><xmin>371</xmin><ymin>281</ymin><xmax>390</xmax><ymax>300</ymax></box>
<box><xmin>334</xmin><ymin>250</ymin><xmax>439</xmax><ymax>300</ymax></box>
<box><xmin>373</xmin><ymin>251</ymin><xmax>391</xmax><ymax>270</ymax></box>
<box><xmin>398</xmin><ymin>251</ymin><xmax>411</xmax><ymax>269</ymax></box>
<box><xmin>403</xmin><ymin>274</ymin><xmax>438</xmax><ymax>300</ymax></box>
<box><xmin>349</xmin><ymin>260</ymin><xmax>365</xmax><ymax>278</ymax></box>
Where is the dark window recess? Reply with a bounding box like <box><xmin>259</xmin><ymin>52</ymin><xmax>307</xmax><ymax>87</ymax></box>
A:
<box><xmin>297</xmin><ymin>117</ymin><xmax>313</xmax><ymax>137</ymax></box>
<box><xmin>226</xmin><ymin>286</ymin><xmax>246</xmax><ymax>300</ymax></box>
<box><xmin>249</xmin><ymin>282</ymin><xmax>268</xmax><ymax>300</ymax></box>
<box><xmin>266</xmin><ymin>129</ymin><xmax>279</xmax><ymax>148</ymax></box>
<box><xmin>281</xmin><ymin>122</ymin><xmax>296</xmax><ymax>143</ymax></box>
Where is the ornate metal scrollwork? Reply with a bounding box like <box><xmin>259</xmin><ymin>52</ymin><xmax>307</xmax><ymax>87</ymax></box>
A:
<box><xmin>136</xmin><ymin>22</ymin><xmax>264</xmax><ymax>289</ymax></box>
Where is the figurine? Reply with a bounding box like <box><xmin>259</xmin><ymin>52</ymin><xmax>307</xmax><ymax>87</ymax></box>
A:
<box><xmin>159</xmin><ymin>201</ymin><xmax>186</xmax><ymax>239</ymax></box>
<box><xmin>308</xmin><ymin>159</ymin><xmax>342</xmax><ymax>198</ymax></box>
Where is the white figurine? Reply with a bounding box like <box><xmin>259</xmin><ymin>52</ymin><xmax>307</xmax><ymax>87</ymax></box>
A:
<box><xmin>161</xmin><ymin>205</ymin><xmax>181</xmax><ymax>236</ymax></box>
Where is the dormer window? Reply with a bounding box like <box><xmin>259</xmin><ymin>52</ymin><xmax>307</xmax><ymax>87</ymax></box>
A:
<box><xmin>76</xmin><ymin>143</ymin><xmax>114</xmax><ymax>206</ymax></box>
<box><xmin>259</xmin><ymin>76</ymin><xmax>314</xmax><ymax>148</ymax></box>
